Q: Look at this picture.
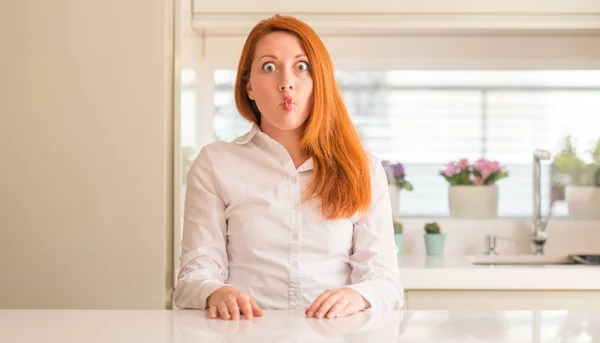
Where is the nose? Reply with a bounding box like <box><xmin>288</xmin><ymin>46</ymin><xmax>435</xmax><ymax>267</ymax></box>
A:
<box><xmin>278</xmin><ymin>71</ymin><xmax>294</xmax><ymax>91</ymax></box>
<box><xmin>279</xmin><ymin>83</ymin><xmax>293</xmax><ymax>91</ymax></box>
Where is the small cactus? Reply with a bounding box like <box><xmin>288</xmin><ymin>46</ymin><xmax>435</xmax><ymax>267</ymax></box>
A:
<box><xmin>424</xmin><ymin>222</ymin><xmax>441</xmax><ymax>234</ymax></box>
<box><xmin>393</xmin><ymin>221</ymin><xmax>403</xmax><ymax>234</ymax></box>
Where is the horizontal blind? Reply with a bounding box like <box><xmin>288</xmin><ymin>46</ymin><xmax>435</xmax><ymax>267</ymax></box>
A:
<box><xmin>210</xmin><ymin>69</ymin><xmax>600</xmax><ymax>218</ymax></box>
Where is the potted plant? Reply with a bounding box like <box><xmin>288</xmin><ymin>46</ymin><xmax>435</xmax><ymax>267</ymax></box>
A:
<box><xmin>552</xmin><ymin>136</ymin><xmax>600</xmax><ymax>219</ymax></box>
<box><xmin>382</xmin><ymin>161</ymin><xmax>414</xmax><ymax>217</ymax></box>
<box><xmin>393</xmin><ymin>219</ymin><xmax>404</xmax><ymax>255</ymax></box>
<box><xmin>424</xmin><ymin>222</ymin><xmax>445</xmax><ymax>256</ymax></box>
<box><xmin>439</xmin><ymin>158</ymin><xmax>509</xmax><ymax>218</ymax></box>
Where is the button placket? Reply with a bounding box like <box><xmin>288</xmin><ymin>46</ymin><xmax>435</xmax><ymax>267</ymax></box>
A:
<box><xmin>288</xmin><ymin>172</ymin><xmax>303</xmax><ymax>309</ymax></box>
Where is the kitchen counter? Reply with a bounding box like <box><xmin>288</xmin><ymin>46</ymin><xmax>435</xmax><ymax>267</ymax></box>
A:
<box><xmin>1</xmin><ymin>309</ymin><xmax>599</xmax><ymax>342</ymax></box>
<box><xmin>399</xmin><ymin>254</ymin><xmax>600</xmax><ymax>290</ymax></box>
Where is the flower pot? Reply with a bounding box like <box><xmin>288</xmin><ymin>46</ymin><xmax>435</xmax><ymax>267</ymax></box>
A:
<box><xmin>388</xmin><ymin>184</ymin><xmax>400</xmax><ymax>217</ymax></box>
<box><xmin>565</xmin><ymin>185</ymin><xmax>600</xmax><ymax>219</ymax></box>
<box><xmin>424</xmin><ymin>233</ymin><xmax>445</xmax><ymax>256</ymax></box>
<box><xmin>448</xmin><ymin>185</ymin><xmax>499</xmax><ymax>218</ymax></box>
<box><xmin>394</xmin><ymin>233</ymin><xmax>404</xmax><ymax>255</ymax></box>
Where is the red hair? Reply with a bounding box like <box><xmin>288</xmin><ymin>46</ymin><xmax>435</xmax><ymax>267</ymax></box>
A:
<box><xmin>234</xmin><ymin>15</ymin><xmax>371</xmax><ymax>220</ymax></box>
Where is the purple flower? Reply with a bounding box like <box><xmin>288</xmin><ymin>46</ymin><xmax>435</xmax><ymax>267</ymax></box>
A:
<box><xmin>392</xmin><ymin>163</ymin><xmax>405</xmax><ymax>180</ymax></box>
<box><xmin>382</xmin><ymin>160</ymin><xmax>414</xmax><ymax>191</ymax></box>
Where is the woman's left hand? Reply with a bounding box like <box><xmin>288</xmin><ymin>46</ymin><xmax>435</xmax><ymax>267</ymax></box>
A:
<box><xmin>305</xmin><ymin>288</ymin><xmax>371</xmax><ymax>319</ymax></box>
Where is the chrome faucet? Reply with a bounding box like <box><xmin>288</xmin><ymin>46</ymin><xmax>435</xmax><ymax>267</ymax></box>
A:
<box><xmin>532</xmin><ymin>149</ymin><xmax>552</xmax><ymax>255</ymax></box>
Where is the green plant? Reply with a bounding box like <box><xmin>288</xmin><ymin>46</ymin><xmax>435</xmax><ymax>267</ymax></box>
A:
<box><xmin>590</xmin><ymin>138</ymin><xmax>600</xmax><ymax>186</ymax></box>
<box><xmin>592</xmin><ymin>139</ymin><xmax>600</xmax><ymax>163</ymax></box>
<box><xmin>552</xmin><ymin>135</ymin><xmax>599</xmax><ymax>187</ymax></box>
<box><xmin>424</xmin><ymin>222</ymin><xmax>441</xmax><ymax>234</ymax></box>
<box><xmin>393</xmin><ymin>220</ymin><xmax>403</xmax><ymax>234</ymax></box>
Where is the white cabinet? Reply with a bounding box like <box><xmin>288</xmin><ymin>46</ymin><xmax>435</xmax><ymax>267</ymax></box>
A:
<box><xmin>192</xmin><ymin>0</ymin><xmax>598</xmax><ymax>15</ymax></box>
<box><xmin>191</xmin><ymin>0</ymin><xmax>600</xmax><ymax>31</ymax></box>
<box><xmin>405</xmin><ymin>290</ymin><xmax>600</xmax><ymax>310</ymax></box>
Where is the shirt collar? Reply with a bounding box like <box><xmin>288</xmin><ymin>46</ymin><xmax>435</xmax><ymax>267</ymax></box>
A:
<box><xmin>234</xmin><ymin>123</ymin><xmax>314</xmax><ymax>171</ymax></box>
<box><xmin>234</xmin><ymin>123</ymin><xmax>261</xmax><ymax>145</ymax></box>
<box><xmin>297</xmin><ymin>157</ymin><xmax>314</xmax><ymax>172</ymax></box>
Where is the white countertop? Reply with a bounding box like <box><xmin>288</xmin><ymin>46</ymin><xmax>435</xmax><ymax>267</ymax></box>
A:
<box><xmin>398</xmin><ymin>255</ymin><xmax>600</xmax><ymax>290</ymax></box>
<box><xmin>1</xmin><ymin>309</ymin><xmax>599</xmax><ymax>342</ymax></box>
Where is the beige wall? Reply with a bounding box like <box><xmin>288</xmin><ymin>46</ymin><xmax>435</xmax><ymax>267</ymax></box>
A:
<box><xmin>0</xmin><ymin>0</ymin><xmax>175</xmax><ymax>308</ymax></box>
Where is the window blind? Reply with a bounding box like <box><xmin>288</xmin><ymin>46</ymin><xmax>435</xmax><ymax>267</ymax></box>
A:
<box><xmin>208</xmin><ymin>69</ymin><xmax>600</xmax><ymax>218</ymax></box>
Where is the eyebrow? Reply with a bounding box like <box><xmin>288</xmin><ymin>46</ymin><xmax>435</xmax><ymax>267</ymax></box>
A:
<box><xmin>257</xmin><ymin>54</ymin><xmax>307</xmax><ymax>61</ymax></box>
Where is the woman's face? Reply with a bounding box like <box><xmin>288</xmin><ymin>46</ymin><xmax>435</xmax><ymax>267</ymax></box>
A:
<box><xmin>246</xmin><ymin>31</ymin><xmax>314</xmax><ymax>135</ymax></box>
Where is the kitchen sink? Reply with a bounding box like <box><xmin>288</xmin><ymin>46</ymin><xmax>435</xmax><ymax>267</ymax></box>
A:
<box><xmin>469</xmin><ymin>254</ymin><xmax>575</xmax><ymax>265</ymax></box>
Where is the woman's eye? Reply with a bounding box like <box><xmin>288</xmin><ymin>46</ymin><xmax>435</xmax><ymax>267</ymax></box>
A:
<box><xmin>262</xmin><ymin>62</ymin><xmax>276</xmax><ymax>72</ymax></box>
<box><xmin>296</xmin><ymin>61</ymin><xmax>310</xmax><ymax>72</ymax></box>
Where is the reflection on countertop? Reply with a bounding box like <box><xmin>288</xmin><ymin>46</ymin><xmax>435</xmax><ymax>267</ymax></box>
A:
<box><xmin>1</xmin><ymin>309</ymin><xmax>599</xmax><ymax>343</ymax></box>
<box><xmin>397</xmin><ymin>254</ymin><xmax>598</xmax><ymax>269</ymax></box>
<box><xmin>397</xmin><ymin>254</ymin><xmax>600</xmax><ymax>290</ymax></box>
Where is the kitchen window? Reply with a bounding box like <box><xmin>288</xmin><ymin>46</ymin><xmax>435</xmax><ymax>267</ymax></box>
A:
<box><xmin>179</xmin><ymin>69</ymin><xmax>600</xmax><ymax>218</ymax></box>
<box><xmin>179</xmin><ymin>31</ymin><xmax>600</xmax><ymax>219</ymax></box>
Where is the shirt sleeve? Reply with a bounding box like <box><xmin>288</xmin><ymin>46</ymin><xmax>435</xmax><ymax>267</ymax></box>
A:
<box><xmin>344</xmin><ymin>156</ymin><xmax>405</xmax><ymax>312</ymax></box>
<box><xmin>173</xmin><ymin>145</ymin><xmax>236</xmax><ymax>310</ymax></box>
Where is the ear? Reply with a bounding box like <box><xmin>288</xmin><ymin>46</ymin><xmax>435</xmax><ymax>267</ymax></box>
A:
<box><xmin>246</xmin><ymin>82</ymin><xmax>254</xmax><ymax>100</ymax></box>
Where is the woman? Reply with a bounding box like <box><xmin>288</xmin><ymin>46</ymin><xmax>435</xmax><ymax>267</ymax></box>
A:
<box><xmin>173</xmin><ymin>14</ymin><xmax>403</xmax><ymax>320</ymax></box>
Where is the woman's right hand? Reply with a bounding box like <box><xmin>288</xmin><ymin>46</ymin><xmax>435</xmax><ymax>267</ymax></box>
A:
<box><xmin>206</xmin><ymin>286</ymin><xmax>264</xmax><ymax>320</ymax></box>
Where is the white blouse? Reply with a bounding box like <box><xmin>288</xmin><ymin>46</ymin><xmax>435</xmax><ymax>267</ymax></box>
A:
<box><xmin>173</xmin><ymin>124</ymin><xmax>404</xmax><ymax>312</ymax></box>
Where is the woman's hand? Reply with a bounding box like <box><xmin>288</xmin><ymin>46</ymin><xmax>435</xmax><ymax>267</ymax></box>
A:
<box><xmin>305</xmin><ymin>288</ymin><xmax>371</xmax><ymax>319</ymax></box>
<box><xmin>206</xmin><ymin>286</ymin><xmax>264</xmax><ymax>320</ymax></box>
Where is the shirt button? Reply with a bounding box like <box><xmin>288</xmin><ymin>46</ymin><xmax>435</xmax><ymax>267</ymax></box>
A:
<box><xmin>290</xmin><ymin>177</ymin><xmax>297</xmax><ymax>184</ymax></box>
<box><xmin>293</xmin><ymin>204</ymin><xmax>299</xmax><ymax>210</ymax></box>
<box><xmin>292</xmin><ymin>232</ymin><xmax>299</xmax><ymax>240</ymax></box>
<box><xmin>291</xmin><ymin>261</ymin><xmax>298</xmax><ymax>268</ymax></box>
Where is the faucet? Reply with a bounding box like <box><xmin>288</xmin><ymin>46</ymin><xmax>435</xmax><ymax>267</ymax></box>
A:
<box><xmin>531</xmin><ymin>149</ymin><xmax>552</xmax><ymax>255</ymax></box>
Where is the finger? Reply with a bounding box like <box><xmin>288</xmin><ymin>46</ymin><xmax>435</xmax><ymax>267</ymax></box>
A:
<box><xmin>227</xmin><ymin>298</ymin><xmax>240</xmax><ymax>320</ymax></box>
<box><xmin>306</xmin><ymin>290</ymin><xmax>332</xmax><ymax>317</ymax></box>
<box><xmin>207</xmin><ymin>305</ymin><xmax>218</xmax><ymax>319</ymax></box>
<box><xmin>249</xmin><ymin>297</ymin><xmax>263</xmax><ymax>316</ymax></box>
<box><xmin>218</xmin><ymin>303</ymin><xmax>231</xmax><ymax>320</ymax></box>
<box><xmin>315</xmin><ymin>294</ymin><xmax>342</xmax><ymax>319</ymax></box>
<box><xmin>336</xmin><ymin>302</ymin><xmax>358</xmax><ymax>318</ymax></box>
<box><xmin>325</xmin><ymin>298</ymin><xmax>350</xmax><ymax>319</ymax></box>
<box><xmin>238</xmin><ymin>296</ymin><xmax>254</xmax><ymax>320</ymax></box>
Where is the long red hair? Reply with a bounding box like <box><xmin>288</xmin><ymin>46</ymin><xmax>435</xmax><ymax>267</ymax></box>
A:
<box><xmin>234</xmin><ymin>15</ymin><xmax>371</xmax><ymax>220</ymax></box>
